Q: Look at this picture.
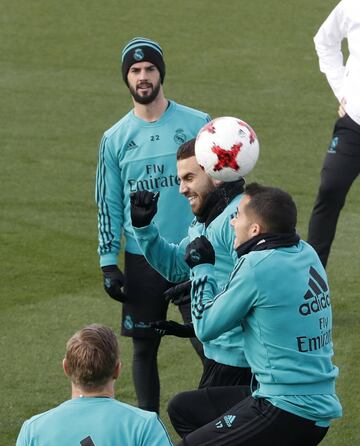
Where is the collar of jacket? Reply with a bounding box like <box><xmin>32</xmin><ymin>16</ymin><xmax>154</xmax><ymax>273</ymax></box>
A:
<box><xmin>196</xmin><ymin>179</ymin><xmax>245</xmax><ymax>228</ymax></box>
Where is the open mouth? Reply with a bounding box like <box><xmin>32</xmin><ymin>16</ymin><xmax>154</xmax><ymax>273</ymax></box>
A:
<box><xmin>187</xmin><ymin>195</ymin><xmax>197</xmax><ymax>205</ymax></box>
<box><xmin>137</xmin><ymin>83</ymin><xmax>152</xmax><ymax>91</ymax></box>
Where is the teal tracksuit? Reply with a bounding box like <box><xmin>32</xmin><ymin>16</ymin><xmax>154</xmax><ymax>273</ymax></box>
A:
<box><xmin>95</xmin><ymin>100</ymin><xmax>210</xmax><ymax>267</ymax></box>
<box><xmin>133</xmin><ymin>194</ymin><xmax>248</xmax><ymax>368</ymax></box>
<box><xmin>191</xmin><ymin>240</ymin><xmax>342</xmax><ymax>426</ymax></box>
<box><xmin>16</xmin><ymin>397</ymin><xmax>172</xmax><ymax>446</ymax></box>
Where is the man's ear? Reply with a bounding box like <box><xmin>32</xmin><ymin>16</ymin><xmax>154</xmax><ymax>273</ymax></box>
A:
<box><xmin>113</xmin><ymin>361</ymin><xmax>121</xmax><ymax>380</ymax></box>
<box><xmin>250</xmin><ymin>222</ymin><xmax>262</xmax><ymax>237</ymax></box>
<box><xmin>63</xmin><ymin>358</ymin><xmax>69</xmax><ymax>377</ymax></box>
<box><xmin>212</xmin><ymin>179</ymin><xmax>223</xmax><ymax>187</ymax></box>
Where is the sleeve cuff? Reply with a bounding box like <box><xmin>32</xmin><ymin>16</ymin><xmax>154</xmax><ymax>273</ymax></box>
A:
<box><xmin>100</xmin><ymin>253</ymin><xmax>118</xmax><ymax>268</ymax></box>
<box><xmin>132</xmin><ymin>223</ymin><xmax>158</xmax><ymax>240</ymax></box>
<box><xmin>192</xmin><ymin>263</ymin><xmax>216</xmax><ymax>279</ymax></box>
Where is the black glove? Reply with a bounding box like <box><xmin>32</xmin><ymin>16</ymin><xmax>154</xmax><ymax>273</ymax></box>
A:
<box><xmin>130</xmin><ymin>191</ymin><xmax>159</xmax><ymax>228</ymax></box>
<box><xmin>150</xmin><ymin>320</ymin><xmax>195</xmax><ymax>338</ymax></box>
<box><xmin>184</xmin><ymin>236</ymin><xmax>215</xmax><ymax>268</ymax></box>
<box><xmin>102</xmin><ymin>265</ymin><xmax>126</xmax><ymax>302</ymax></box>
<box><xmin>163</xmin><ymin>280</ymin><xmax>192</xmax><ymax>306</ymax></box>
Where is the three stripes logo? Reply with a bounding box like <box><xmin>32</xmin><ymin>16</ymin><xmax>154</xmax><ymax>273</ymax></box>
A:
<box><xmin>215</xmin><ymin>415</ymin><xmax>236</xmax><ymax>429</ymax></box>
<box><xmin>299</xmin><ymin>266</ymin><xmax>330</xmax><ymax>316</ymax></box>
<box><xmin>125</xmin><ymin>140</ymin><xmax>139</xmax><ymax>151</ymax></box>
<box><xmin>224</xmin><ymin>414</ymin><xmax>236</xmax><ymax>427</ymax></box>
<box><xmin>191</xmin><ymin>276</ymin><xmax>213</xmax><ymax>320</ymax></box>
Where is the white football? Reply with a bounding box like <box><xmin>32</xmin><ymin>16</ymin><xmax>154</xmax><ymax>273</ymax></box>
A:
<box><xmin>195</xmin><ymin>116</ymin><xmax>260</xmax><ymax>181</ymax></box>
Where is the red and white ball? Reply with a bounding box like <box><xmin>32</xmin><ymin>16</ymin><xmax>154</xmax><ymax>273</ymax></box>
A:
<box><xmin>195</xmin><ymin>117</ymin><xmax>260</xmax><ymax>181</ymax></box>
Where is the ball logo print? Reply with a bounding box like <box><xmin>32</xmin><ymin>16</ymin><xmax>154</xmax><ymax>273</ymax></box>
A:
<box><xmin>195</xmin><ymin>116</ymin><xmax>260</xmax><ymax>181</ymax></box>
<box><xmin>212</xmin><ymin>143</ymin><xmax>241</xmax><ymax>172</ymax></box>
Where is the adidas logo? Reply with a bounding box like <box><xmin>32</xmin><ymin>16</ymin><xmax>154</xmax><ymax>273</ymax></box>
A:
<box><xmin>224</xmin><ymin>414</ymin><xmax>236</xmax><ymax>427</ymax></box>
<box><xmin>215</xmin><ymin>415</ymin><xmax>236</xmax><ymax>429</ymax></box>
<box><xmin>125</xmin><ymin>140</ymin><xmax>139</xmax><ymax>151</ymax></box>
<box><xmin>299</xmin><ymin>266</ymin><xmax>330</xmax><ymax>316</ymax></box>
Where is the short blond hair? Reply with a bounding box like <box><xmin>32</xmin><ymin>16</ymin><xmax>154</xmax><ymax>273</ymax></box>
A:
<box><xmin>65</xmin><ymin>324</ymin><xmax>119</xmax><ymax>391</ymax></box>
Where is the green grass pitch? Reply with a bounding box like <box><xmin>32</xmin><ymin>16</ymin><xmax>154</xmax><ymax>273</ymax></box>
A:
<box><xmin>1</xmin><ymin>0</ymin><xmax>359</xmax><ymax>444</ymax></box>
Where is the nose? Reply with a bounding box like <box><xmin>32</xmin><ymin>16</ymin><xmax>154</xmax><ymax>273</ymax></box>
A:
<box><xmin>179</xmin><ymin>181</ymin><xmax>188</xmax><ymax>195</ymax></box>
<box><xmin>139</xmin><ymin>68</ymin><xmax>149</xmax><ymax>80</ymax></box>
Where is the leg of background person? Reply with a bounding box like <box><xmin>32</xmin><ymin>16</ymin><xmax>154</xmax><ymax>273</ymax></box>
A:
<box><xmin>132</xmin><ymin>336</ymin><xmax>161</xmax><ymax>413</ymax></box>
<box><xmin>178</xmin><ymin>301</ymin><xmax>205</xmax><ymax>363</ymax></box>
<box><xmin>176</xmin><ymin>396</ymin><xmax>329</xmax><ymax>446</ymax></box>
<box><xmin>308</xmin><ymin>116</ymin><xmax>360</xmax><ymax>267</ymax></box>
<box><xmin>168</xmin><ymin>386</ymin><xmax>251</xmax><ymax>438</ymax></box>
<box><xmin>122</xmin><ymin>252</ymin><xmax>171</xmax><ymax>414</ymax></box>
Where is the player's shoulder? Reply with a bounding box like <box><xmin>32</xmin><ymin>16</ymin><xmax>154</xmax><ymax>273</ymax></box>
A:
<box><xmin>19</xmin><ymin>401</ymin><xmax>66</xmax><ymax>429</ymax></box>
<box><xmin>110</xmin><ymin>400</ymin><xmax>163</xmax><ymax>428</ymax></box>
<box><xmin>111</xmin><ymin>399</ymin><xmax>158</xmax><ymax>420</ymax></box>
<box><xmin>189</xmin><ymin>216</ymin><xmax>199</xmax><ymax>229</ymax></box>
<box><xmin>103</xmin><ymin>109</ymin><xmax>134</xmax><ymax>139</ymax></box>
<box><xmin>244</xmin><ymin>239</ymin><xmax>312</xmax><ymax>268</ymax></box>
<box><xmin>171</xmin><ymin>100</ymin><xmax>210</xmax><ymax>121</ymax></box>
<box><xmin>233</xmin><ymin>247</ymin><xmax>274</xmax><ymax>276</ymax></box>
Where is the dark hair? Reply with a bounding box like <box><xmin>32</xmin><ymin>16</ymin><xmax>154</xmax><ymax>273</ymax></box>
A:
<box><xmin>176</xmin><ymin>138</ymin><xmax>196</xmax><ymax>160</ymax></box>
<box><xmin>244</xmin><ymin>183</ymin><xmax>297</xmax><ymax>233</ymax></box>
<box><xmin>65</xmin><ymin>324</ymin><xmax>119</xmax><ymax>391</ymax></box>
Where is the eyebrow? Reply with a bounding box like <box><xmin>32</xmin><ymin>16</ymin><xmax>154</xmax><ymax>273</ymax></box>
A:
<box><xmin>181</xmin><ymin>172</ymin><xmax>195</xmax><ymax>180</ymax></box>
<box><xmin>130</xmin><ymin>64</ymin><xmax>155</xmax><ymax>70</ymax></box>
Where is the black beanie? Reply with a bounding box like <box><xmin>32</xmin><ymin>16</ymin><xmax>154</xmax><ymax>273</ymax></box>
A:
<box><xmin>121</xmin><ymin>37</ymin><xmax>166</xmax><ymax>85</ymax></box>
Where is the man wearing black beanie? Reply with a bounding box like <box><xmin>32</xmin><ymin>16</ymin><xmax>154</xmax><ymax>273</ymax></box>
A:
<box><xmin>121</xmin><ymin>37</ymin><xmax>166</xmax><ymax>86</ymax></box>
<box><xmin>95</xmin><ymin>36</ymin><xmax>210</xmax><ymax>413</ymax></box>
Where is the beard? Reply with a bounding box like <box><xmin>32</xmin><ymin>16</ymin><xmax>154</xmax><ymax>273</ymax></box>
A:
<box><xmin>129</xmin><ymin>79</ymin><xmax>161</xmax><ymax>105</ymax></box>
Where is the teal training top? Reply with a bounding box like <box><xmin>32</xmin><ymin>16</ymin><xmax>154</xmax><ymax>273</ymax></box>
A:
<box><xmin>16</xmin><ymin>397</ymin><xmax>173</xmax><ymax>446</ymax></box>
<box><xmin>191</xmin><ymin>241</ymin><xmax>342</xmax><ymax>426</ymax></box>
<box><xmin>95</xmin><ymin>100</ymin><xmax>210</xmax><ymax>266</ymax></box>
<box><xmin>133</xmin><ymin>194</ymin><xmax>248</xmax><ymax>367</ymax></box>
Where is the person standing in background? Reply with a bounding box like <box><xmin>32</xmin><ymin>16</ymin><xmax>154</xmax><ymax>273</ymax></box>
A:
<box><xmin>95</xmin><ymin>37</ymin><xmax>209</xmax><ymax>413</ymax></box>
<box><xmin>308</xmin><ymin>0</ymin><xmax>360</xmax><ymax>267</ymax></box>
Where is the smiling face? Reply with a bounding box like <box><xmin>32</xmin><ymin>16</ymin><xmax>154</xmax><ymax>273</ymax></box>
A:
<box><xmin>127</xmin><ymin>61</ymin><xmax>162</xmax><ymax>105</ymax></box>
<box><xmin>230</xmin><ymin>195</ymin><xmax>262</xmax><ymax>249</ymax></box>
<box><xmin>177</xmin><ymin>156</ymin><xmax>217</xmax><ymax>216</ymax></box>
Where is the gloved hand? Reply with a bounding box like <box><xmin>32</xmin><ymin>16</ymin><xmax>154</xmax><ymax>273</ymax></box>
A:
<box><xmin>163</xmin><ymin>280</ymin><xmax>192</xmax><ymax>306</ymax></box>
<box><xmin>184</xmin><ymin>236</ymin><xmax>215</xmax><ymax>269</ymax></box>
<box><xmin>150</xmin><ymin>320</ymin><xmax>195</xmax><ymax>338</ymax></box>
<box><xmin>130</xmin><ymin>191</ymin><xmax>159</xmax><ymax>228</ymax></box>
<box><xmin>102</xmin><ymin>265</ymin><xmax>126</xmax><ymax>302</ymax></box>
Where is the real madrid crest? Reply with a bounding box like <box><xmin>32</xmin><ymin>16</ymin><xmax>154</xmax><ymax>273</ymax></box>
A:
<box><xmin>174</xmin><ymin>128</ymin><xmax>187</xmax><ymax>145</ymax></box>
<box><xmin>133</xmin><ymin>48</ymin><xmax>144</xmax><ymax>61</ymax></box>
